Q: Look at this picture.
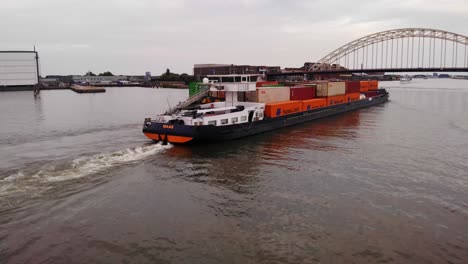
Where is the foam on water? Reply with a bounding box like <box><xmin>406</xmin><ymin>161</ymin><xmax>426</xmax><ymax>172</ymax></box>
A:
<box><xmin>0</xmin><ymin>143</ymin><xmax>171</xmax><ymax>195</ymax></box>
<box><xmin>44</xmin><ymin>143</ymin><xmax>172</xmax><ymax>182</ymax></box>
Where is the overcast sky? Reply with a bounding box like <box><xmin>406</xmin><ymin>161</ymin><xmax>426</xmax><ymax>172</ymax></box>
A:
<box><xmin>1</xmin><ymin>0</ymin><xmax>467</xmax><ymax>76</ymax></box>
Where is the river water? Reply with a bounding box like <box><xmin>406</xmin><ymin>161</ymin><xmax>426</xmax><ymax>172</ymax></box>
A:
<box><xmin>1</xmin><ymin>80</ymin><xmax>467</xmax><ymax>263</ymax></box>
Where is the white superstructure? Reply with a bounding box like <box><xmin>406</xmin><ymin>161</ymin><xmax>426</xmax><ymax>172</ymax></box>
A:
<box><xmin>156</xmin><ymin>74</ymin><xmax>265</xmax><ymax>127</ymax></box>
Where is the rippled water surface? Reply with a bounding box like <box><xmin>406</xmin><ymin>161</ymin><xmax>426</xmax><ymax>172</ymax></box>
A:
<box><xmin>1</xmin><ymin>82</ymin><xmax>468</xmax><ymax>263</ymax></box>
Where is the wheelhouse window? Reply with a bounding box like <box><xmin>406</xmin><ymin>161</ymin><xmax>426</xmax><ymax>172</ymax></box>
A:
<box><xmin>208</xmin><ymin>120</ymin><xmax>217</xmax><ymax>126</ymax></box>
<box><xmin>221</xmin><ymin>77</ymin><xmax>234</xmax><ymax>82</ymax></box>
<box><xmin>241</xmin><ymin>116</ymin><xmax>247</xmax><ymax>122</ymax></box>
<box><xmin>221</xmin><ymin>119</ymin><xmax>228</xmax><ymax>125</ymax></box>
<box><xmin>232</xmin><ymin>117</ymin><xmax>238</xmax><ymax>123</ymax></box>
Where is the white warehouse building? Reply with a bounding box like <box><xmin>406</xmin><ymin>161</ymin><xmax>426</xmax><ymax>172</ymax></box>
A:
<box><xmin>0</xmin><ymin>51</ymin><xmax>39</xmax><ymax>87</ymax></box>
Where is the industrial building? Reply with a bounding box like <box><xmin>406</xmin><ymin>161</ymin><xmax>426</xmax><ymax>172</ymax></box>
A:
<box><xmin>71</xmin><ymin>75</ymin><xmax>128</xmax><ymax>84</ymax></box>
<box><xmin>194</xmin><ymin>64</ymin><xmax>281</xmax><ymax>79</ymax></box>
<box><xmin>0</xmin><ymin>51</ymin><xmax>39</xmax><ymax>91</ymax></box>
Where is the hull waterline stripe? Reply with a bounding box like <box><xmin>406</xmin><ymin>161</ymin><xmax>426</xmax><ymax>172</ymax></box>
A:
<box><xmin>144</xmin><ymin>133</ymin><xmax>193</xmax><ymax>143</ymax></box>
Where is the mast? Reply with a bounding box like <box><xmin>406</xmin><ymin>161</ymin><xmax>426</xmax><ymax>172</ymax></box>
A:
<box><xmin>34</xmin><ymin>46</ymin><xmax>40</xmax><ymax>85</ymax></box>
<box><xmin>33</xmin><ymin>46</ymin><xmax>41</xmax><ymax>96</ymax></box>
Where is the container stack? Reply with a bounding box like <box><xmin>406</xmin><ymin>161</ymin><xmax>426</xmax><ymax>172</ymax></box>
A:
<box><xmin>264</xmin><ymin>101</ymin><xmax>302</xmax><ymax>118</ymax></box>
<box><xmin>254</xmin><ymin>79</ymin><xmax>380</xmax><ymax>119</ymax></box>
<box><xmin>368</xmin><ymin>80</ymin><xmax>378</xmax><ymax>90</ymax></box>
<box><xmin>362</xmin><ymin>80</ymin><xmax>379</xmax><ymax>97</ymax></box>
<box><xmin>302</xmin><ymin>98</ymin><xmax>327</xmax><ymax>111</ymax></box>
<box><xmin>316</xmin><ymin>81</ymin><xmax>346</xmax><ymax>106</ymax></box>
<box><xmin>359</xmin><ymin>81</ymin><xmax>370</xmax><ymax>92</ymax></box>
<box><xmin>345</xmin><ymin>81</ymin><xmax>361</xmax><ymax>103</ymax></box>
<box><xmin>255</xmin><ymin>86</ymin><xmax>290</xmax><ymax>103</ymax></box>
<box><xmin>290</xmin><ymin>85</ymin><xmax>316</xmax><ymax>101</ymax></box>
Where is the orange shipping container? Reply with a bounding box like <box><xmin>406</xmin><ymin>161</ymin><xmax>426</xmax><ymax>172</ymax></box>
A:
<box><xmin>360</xmin><ymin>81</ymin><xmax>370</xmax><ymax>92</ymax></box>
<box><xmin>368</xmin><ymin>80</ymin><xmax>378</xmax><ymax>90</ymax></box>
<box><xmin>327</xmin><ymin>95</ymin><xmax>346</xmax><ymax>106</ymax></box>
<box><xmin>346</xmin><ymin>93</ymin><xmax>360</xmax><ymax>103</ymax></box>
<box><xmin>264</xmin><ymin>101</ymin><xmax>302</xmax><ymax>118</ymax></box>
<box><xmin>302</xmin><ymin>98</ymin><xmax>327</xmax><ymax>111</ymax></box>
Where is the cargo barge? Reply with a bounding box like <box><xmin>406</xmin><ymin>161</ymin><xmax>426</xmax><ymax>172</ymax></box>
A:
<box><xmin>142</xmin><ymin>75</ymin><xmax>388</xmax><ymax>144</ymax></box>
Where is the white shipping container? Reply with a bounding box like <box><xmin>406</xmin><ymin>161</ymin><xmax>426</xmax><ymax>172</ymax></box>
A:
<box><xmin>316</xmin><ymin>82</ymin><xmax>346</xmax><ymax>97</ymax></box>
<box><xmin>257</xmin><ymin>86</ymin><xmax>290</xmax><ymax>103</ymax></box>
<box><xmin>0</xmin><ymin>51</ymin><xmax>38</xmax><ymax>86</ymax></box>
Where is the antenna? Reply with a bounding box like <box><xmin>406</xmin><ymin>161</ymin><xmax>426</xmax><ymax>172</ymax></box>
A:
<box><xmin>166</xmin><ymin>98</ymin><xmax>172</xmax><ymax>112</ymax></box>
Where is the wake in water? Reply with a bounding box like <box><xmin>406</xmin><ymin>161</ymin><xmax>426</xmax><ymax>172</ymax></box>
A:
<box><xmin>0</xmin><ymin>143</ymin><xmax>171</xmax><ymax>197</ymax></box>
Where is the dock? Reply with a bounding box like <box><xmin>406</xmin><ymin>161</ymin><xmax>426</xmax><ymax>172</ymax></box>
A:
<box><xmin>70</xmin><ymin>85</ymin><xmax>106</xmax><ymax>93</ymax></box>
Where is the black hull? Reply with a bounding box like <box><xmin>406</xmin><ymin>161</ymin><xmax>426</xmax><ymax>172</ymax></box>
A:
<box><xmin>143</xmin><ymin>93</ymin><xmax>389</xmax><ymax>143</ymax></box>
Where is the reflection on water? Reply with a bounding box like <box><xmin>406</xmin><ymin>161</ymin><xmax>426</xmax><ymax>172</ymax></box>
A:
<box><xmin>1</xmin><ymin>80</ymin><xmax>468</xmax><ymax>263</ymax></box>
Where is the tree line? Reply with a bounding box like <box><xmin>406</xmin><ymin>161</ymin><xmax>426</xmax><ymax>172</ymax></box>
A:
<box><xmin>84</xmin><ymin>69</ymin><xmax>195</xmax><ymax>84</ymax></box>
<box><xmin>85</xmin><ymin>71</ymin><xmax>114</xmax><ymax>76</ymax></box>
<box><xmin>158</xmin><ymin>69</ymin><xmax>195</xmax><ymax>84</ymax></box>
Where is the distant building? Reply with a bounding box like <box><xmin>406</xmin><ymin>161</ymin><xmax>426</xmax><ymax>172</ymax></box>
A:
<box><xmin>40</xmin><ymin>78</ymin><xmax>58</xmax><ymax>87</ymax></box>
<box><xmin>46</xmin><ymin>75</ymin><xmax>73</xmax><ymax>83</ymax></box>
<box><xmin>194</xmin><ymin>64</ymin><xmax>281</xmax><ymax>79</ymax></box>
<box><xmin>0</xmin><ymin>51</ymin><xmax>39</xmax><ymax>87</ymax></box>
<box><xmin>71</xmin><ymin>75</ymin><xmax>128</xmax><ymax>84</ymax></box>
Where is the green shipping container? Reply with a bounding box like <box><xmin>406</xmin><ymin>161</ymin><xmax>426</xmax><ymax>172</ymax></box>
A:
<box><xmin>189</xmin><ymin>82</ymin><xmax>200</xmax><ymax>96</ymax></box>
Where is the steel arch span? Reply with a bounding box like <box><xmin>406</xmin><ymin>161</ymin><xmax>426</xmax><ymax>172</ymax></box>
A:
<box><xmin>307</xmin><ymin>28</ymin><xmax>468</xmax><ymax>72</ymax></box>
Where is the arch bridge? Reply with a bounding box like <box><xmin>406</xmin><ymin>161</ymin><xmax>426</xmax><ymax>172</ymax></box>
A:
<box><xmin>269</xmin><ymin>28</ymin><xmax>468</xmax><ymax>78</ymax></box>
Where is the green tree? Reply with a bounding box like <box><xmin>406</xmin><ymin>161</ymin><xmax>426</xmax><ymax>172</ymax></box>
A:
<box><xmin>180</xmin><ymin>73</ymin><xmax>195</xmax><ymax>84</ymax></box>
<box><xmin>98</xmin><ymin>71</ymin><xmax>114</xmax><ymax>76</ymax></box>
<box><xmin>86</xmin><ymin>71</ymin><xmax>96</xmax><ymax>76</ymax></box>
<box><xmin>159</xmin><ymin>70</ymin><xmax>195</xmax><ymax>84</ymax></box>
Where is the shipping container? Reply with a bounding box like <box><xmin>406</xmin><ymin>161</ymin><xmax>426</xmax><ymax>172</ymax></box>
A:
<box><xmin>189</xmin><ymin>82</ymin><xmax>200</xmax><ymax>97</ymax></box>
<box><xmin>359</xmin><ymin>81</ymin><xmax>370</xmax><ymax>92</ymax></box>
<box><xmin>256</xmin><ymin>81</ymin><xmax>279</xmax><ymax>87</ymax></box>
<box><xmin>257</xmin><ymin>86</ymin><xmax>290</xmax><ymax>103</ymax></box>
<box><xmin>327</xmin><ymin>95</ymin><xmax>346</xmax><ymax>106</ymax></box>
<box><xmin>316</xmin><ymin>81</ymin><xmax>346</xmax><ymax>97</ymax></box>
<box><xmin>345</xmin><ymin>81</ymin><xmax>361</xmax><ymax>94</ymax></box>
<box><xmin>346</xmin><ymin>93</ymin><xmax>360</xmax><ymax>102</ymax></box>
<box><xmin>368</xmin><ymin>80</ymin><xmax>378</xmax><ymax>90</ymax></box>
<box><xmin>302</xmin><ymin>98</ymin><xmax>327</xmax><ymax>111</ymax></box>
<box><xmin>290</xmin><ymin>85</ymin><xmax>316</xmax><ymax>100</ymax></box>
<box><xmin>264</xmin><ymin>101</ymin><xmax>302</xmax><ymax>118</ymax></box>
